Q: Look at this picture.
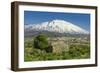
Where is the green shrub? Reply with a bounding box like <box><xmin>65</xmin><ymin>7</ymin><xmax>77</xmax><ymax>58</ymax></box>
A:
<box><xmin>34</xmin><ymin>34</ymin><xmax>53</xmax><ymax>52</ymax></box>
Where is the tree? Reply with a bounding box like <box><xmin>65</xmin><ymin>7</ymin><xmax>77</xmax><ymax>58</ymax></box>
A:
<box><xmin>34</xmin><ymin>34</ymin><xmax>53</xmax><ymax>52</ymax></box>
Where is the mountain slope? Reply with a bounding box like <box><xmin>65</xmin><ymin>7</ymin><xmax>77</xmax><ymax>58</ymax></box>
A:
<box><xmin>24</xmin><ymin>19</ymin><xmax>89</xmax><ymax>36</ymax></box>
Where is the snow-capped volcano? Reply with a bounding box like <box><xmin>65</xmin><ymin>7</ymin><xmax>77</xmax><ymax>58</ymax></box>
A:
<box><xmin>25</xmin><ymin>19</ymin><xmax>89</xmax><ymax>34</ymax></box>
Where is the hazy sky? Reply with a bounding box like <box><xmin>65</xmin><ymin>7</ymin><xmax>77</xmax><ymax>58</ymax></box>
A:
<box><xmin>24</xmin><ymin>11</ymin><xmax>90</xmax><ymax>31</ymax></box>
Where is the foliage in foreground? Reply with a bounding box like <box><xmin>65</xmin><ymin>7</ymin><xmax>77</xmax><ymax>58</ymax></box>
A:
<box><xmin>24</xmin><ymin>34</ymin><xmax>90</xmax><ymax>61</ymax></box>
<box><xmin>33</xmin><ymin>34</ymin><xmax>53</xmax><ymax>52</ymax></box>
<box><xmin>24</xmin><ymin>43</ymin><xmax>90</xmax><ymax>61</ymax></box>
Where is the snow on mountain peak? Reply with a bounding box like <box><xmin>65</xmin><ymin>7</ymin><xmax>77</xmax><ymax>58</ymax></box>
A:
<box><xmin>25</xmin><ymin>19</ymin><xmax>89</xmax><ymax>34</ymax></box>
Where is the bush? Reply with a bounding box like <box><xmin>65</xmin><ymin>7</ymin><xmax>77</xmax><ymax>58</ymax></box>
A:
<box><xmin>24</xmin><ymin>41</ymin><xmax>32</xmax><ymax>48</ymax></box>
<box><xmin>34</xmin><ymin>34</ymin><xmax>53</xmax><ymax>52</ymax></box>
<box><xmin>68</xmin><ymin>44</ymin><xmax>90</xmax><ymax>59</ymax></box>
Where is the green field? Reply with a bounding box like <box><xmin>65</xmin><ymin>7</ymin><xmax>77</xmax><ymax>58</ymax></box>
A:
<box><xmin>24</xmin><ymin>34</ymin><xmax>90</xmax><ymax>62</ymax></box>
